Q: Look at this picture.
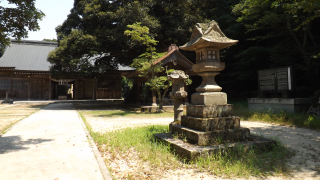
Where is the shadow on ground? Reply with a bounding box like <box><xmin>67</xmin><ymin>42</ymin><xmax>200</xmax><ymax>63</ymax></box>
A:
<box><xmin>41</xmin><ymin>103</ymin><xmax>77</xmax><ymax>111</ymax></box>
<box><xmin>0</xmin><ymin>135</ymin><xmax>53</xmax><ymax>154</ymax></box>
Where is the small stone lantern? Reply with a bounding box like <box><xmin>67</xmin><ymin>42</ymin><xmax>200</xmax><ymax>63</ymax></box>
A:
<box><xmin>168</xmin><ymin>70</ymin><xmax>188</xmax><ymax>123</ymax></box>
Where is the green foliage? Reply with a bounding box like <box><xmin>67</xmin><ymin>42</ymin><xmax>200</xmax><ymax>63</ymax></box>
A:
<box><xmin>125</xmin><ymin>22</ymin><xmax>171</xmax><ymax>110</ymax></box>
<box><xmin>306</xmin><ymin>115</ymin><xmax>320</xmax><ymax>129</ymax></box>
<box><xmin>272</xmin><ymin>0</ymin><xmax>320</xmax><ymax>28</ymax></box>
<box><xmin>48</xmin><ymin>0</ymin><xmax>204</xmax><ymax>76</ymax></box>
<box><xmin>47</xmin><ymin>29</ymin><xmax>101</xmax><ymax>77</ymax></box>
<box><xmin>0</xmin><ymin>42</ymin><xmax>6</xmax><ymax>58</ymax></box>
<box><xmin>121</xmin><ymin>76</ymin><xmax>134</xmax><ymax>98</ymax></box>
<box><xmin>231</xmin><ymin>0</ymin><xmax>320</xmax><ymax>92</ymax></box>
<box><xmin>46</xmin><ymin>0</ymin><xmax>319</xmax><ymax>98</ymax></box>
<box><xmin>0</xmin><ymin>0</ymin><xmax>45</xmax><ymax>45</ymax></box>
<box><xmin>194</xmin><ymin>141</ymin><xmax>289</xmax><ymax>178</ymax></box>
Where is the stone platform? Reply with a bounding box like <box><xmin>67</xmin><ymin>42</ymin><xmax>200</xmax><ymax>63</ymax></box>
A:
<box><xmin>181</xmin><ymin>116</ymin><xmax>240</xmax><ymax>131</ymax></box>
<box><xmin>1</xmin><ymin>99</ymin><xmax>14</xmax><ymax>104</ymax></box>
<box><xmin>248</xmin><ymin>98</ymin><xmax>312</xmax><ymax>113</ymax></box>
<box><xmin>157</xmin><ymin>102</ymin><xmax>277</xmax><ymax>159</ymax></box>
<box><xmin>170</xmin><ymin>124</ymin><xmax>250</xmax><ymax>146</ymax></box>
<box><xmin>155</xmin><ymin>133</ymin><xmax>277</xmax><ymax>160</ymax></box>
<box><xmin>186</xmin><ymin>104</ymin><xmax>233</xmax><ymax>118</ymax></box>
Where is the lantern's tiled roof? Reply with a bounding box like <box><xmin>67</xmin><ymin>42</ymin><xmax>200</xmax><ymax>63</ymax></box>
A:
<box><xmin>180</xmin><ymin>20</ymin><xmax>238</xmax><ymax>51</ymax></box>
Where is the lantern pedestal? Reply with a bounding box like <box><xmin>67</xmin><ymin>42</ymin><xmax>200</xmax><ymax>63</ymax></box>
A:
<box><xmin>191</xmin><ymin>92</ymin><xmax>227</xmax><ymax>105</ymax></box>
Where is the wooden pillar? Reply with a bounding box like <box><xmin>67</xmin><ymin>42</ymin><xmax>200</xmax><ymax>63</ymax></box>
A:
<box><xmin>92</xmin><ymin>79</ymin><xmax>95</xmax><ymax>100</ymax></box>
<box><xmin>48</xmin><ymin>76</ymin><xmax>51</xmax><ymax>100</ymax></box>
<box><xmin>136</xmin><ymin>78</ymin><xmax>141</xmax><ymax>104</ymax></box>
<box><xmin>152</xmin><ymin>90</ymin><xmax>157</xmax><ymax>106</ymax></box>
<box><xmin>83</xmin><ymin>80</ymin><xmax>85</xmax><ymax>99</ymax></box>
<box><xmin>28</xmin><ymin>76</ymin><xmax>30</xmax><ymax>100</ymax></box>
<box><xmin>10</xmin><ymin>77</ymin><xmax>13</xmax><ymax>99</ymax></box>
<box><xmin>40</xmin><ymin>80</ymin><xmax>43</xmax><ymax>99</ymax></box>
<box><xmin>74</xmin><ymin>79</ymin><xmax>78</xmax><ymax>100</ymax></box>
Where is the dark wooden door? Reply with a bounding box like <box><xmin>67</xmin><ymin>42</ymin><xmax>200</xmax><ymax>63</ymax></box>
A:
<box><xmin>32</xmin><ymin>79</ymin><xmax>49</xmax><ymax>99</ymax></box>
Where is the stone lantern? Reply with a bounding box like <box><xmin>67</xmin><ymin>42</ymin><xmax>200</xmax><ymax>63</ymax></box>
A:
<box><xmin>179</xmin><ymin>20</ymin><xmax>238</xmax><ymax>105</ymax></box>
<box><xmin>168</xmin><ymin>70</ymin><xmax>188</xmax><ymax>123</ymax></box>
<box><xmin>155</xmin><ymin>20</ymin><xmax>276</xmax><ymax>160</ymax></box>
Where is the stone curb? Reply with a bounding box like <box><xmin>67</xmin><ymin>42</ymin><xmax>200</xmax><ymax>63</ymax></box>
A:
<box><xmin>76</xmin><ymin>111</ymin><xmax>113</xmax><ymax>180</ymax></box>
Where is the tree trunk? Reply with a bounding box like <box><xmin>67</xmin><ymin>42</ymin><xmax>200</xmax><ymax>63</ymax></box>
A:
<box><xmin>157</xmin><ymin>90</ymin><xmax>163</xmax><ymax>110</ymax></box>
<box><xmin>287</xmin><ymin>17</ymin><xmax>316</xmax><ymax>87</ymax></box>
<box><xmin>157</xmin><ymin>87</ymin><xmax>169</xmax><ymax>111</ymax></box>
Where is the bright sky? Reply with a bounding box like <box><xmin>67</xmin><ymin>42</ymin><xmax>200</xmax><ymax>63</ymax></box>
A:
<box><xmin>3</xmin><ymin>0</ymin><xmax>74</xmax><ymax>40</ymax></box>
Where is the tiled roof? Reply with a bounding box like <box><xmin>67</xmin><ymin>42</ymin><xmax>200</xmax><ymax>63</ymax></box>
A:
<box><xmin>0</xmin><ymin>40</ymin><xmax>135</xmax><ymax>72</ymax></box>
<box><xmin>0</xmin><ymin>40</ymin><xmax>57</xmax><ymax>71</ymax></box>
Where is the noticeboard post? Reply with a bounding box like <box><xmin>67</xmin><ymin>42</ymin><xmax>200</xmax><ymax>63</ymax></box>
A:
<box><xmin>258</xmin><ymin>66</ymin><xmax>293</xmax><ymax>98</ymax></box>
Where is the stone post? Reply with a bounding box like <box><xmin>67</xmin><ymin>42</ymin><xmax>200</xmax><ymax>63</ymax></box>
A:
<box><xmin>168</xmin><ymin>70</ymin><xmax>188</xmax><ymax>123</ymax></box>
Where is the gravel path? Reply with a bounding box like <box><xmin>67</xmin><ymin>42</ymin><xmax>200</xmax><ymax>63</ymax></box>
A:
<box><xmin>85</xmin><ymin>115</ymin><xmax>320</xmax><ymax>179</ymax></box>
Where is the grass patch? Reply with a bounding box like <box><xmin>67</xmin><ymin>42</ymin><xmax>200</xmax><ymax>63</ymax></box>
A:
<box><xmin>0</xmin><ymin>104</ymin><xmax>45</xmax><ymax>134</ymax></box>
<box><xmin>232</xmin><ymin>101</ymin><xmax>320</xmax><ymax>130</ymax></box>
<box><xmin>79</xmin><ymin>110</ymin><xmax>290</xmax><ymax>179</ymax></box>
<box><xmin>194</xmin><ymin>138</ymin><xmax>290</xmax><ymax>178</ymax></box>
<box><xmin>81</xmin><ymin>109</ymin><xmax>174</xmax><ymax>118</ymax></box>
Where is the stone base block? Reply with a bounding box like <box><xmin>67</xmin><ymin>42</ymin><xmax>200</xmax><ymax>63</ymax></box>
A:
<box><xmin>248</xmin><ymin>98</ymin><xmax>312</xmax><ymax>113</ymax></box>
<box><xmin>181</xmin><ymin>116</ymin><xmax>240</xmax><ymax>131</ymax></box>
<box><xmin>1</xmin><ymin>99</ymin><xmax>14</xmax><ymax>104</ymax></box>
<box><xmin>58</xmin><ymin>96</ymin><xmax>67</xmax><ymax>100</ymax></box>
<box><xmin>191</xmin><ymin>92</ymin><xmax>227</xmax><ymax>105</ymax></box>
<box><xmin>170</xmin><ymin>124</ymin><xmax>249</xmax><ymax>145</ymax></box>
<box><xmin>154</xmin><ymin>133</ymin><xmax>277</xmax><ymax>160</ymax></box>
<box><xmin>187</xmin><ymin>104</ymin><xmax>233</xmax><ymax>118</ymax></box>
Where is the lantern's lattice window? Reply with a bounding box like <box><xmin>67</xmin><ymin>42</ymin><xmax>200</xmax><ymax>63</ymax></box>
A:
<box><xmin>200</xmin><ymin>52</ymin><xmax>205</xmax><ymax>60</ymax></box>
<box><xmin>207</xmin><ymin>50</ymin><xmax>215</xmax><ymax>59</ymax></box>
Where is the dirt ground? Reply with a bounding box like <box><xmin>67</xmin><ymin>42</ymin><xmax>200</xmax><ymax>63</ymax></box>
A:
<box><xmin>82</xmin><ymin>113</ymin><xmax>320</xmax><ymax>180</ymax></box>
<box><xmin>0</xmin><ymin>104</ymin><xmax>46</xmax><ymax>134</ymax></box>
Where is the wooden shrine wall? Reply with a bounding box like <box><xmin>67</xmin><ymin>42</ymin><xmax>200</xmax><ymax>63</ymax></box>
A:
<box><xmin>95</xmin><ymin>74</ymin><xmax>122</xmax><ymax>99</ymax></box>
<box><xmin>0</xmin><ymin>71</ymin><xmax>123</xmax><ymax>100</ymax></box>
<box><xmin>0</xmin><ymin>73</ymin><xmax>50</xmax><ymax>100</ymax></box>
<box><xmin>75</xmin><ymin>80</ymin><xmax>94</xmax><ymax>99</ymax></box>
<box><xmin>32</xmin><ymin>79</ymin><xmax>49</xmax><ymax>99</ymax></box>
<box><xmin>96</xmin><ymin>89</ymin><xmax>121</xmax><ymax>99</ymax></box>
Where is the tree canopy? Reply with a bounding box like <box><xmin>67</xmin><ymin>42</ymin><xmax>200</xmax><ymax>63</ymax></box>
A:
<box><xmin>48</xmin><ymin>0</ymin><xmax>204</xmax><ymax>77</ymax></box>
<box><xmin>0</xmin><ymin>0</ymin><xmax>45</xmax><ymax>45</ymax></box>
<box><xmin>49</xmin><ymin>0</ymin><xmax>320</xmax><ymax>99</ymax></box>
<box><xmin>125</xmin><ymin>22</ymin><xmax>170</xmax><ymax>110</ymax></box>
<box><xmin>230</xmin><ymin>0</ymin><xmax>320</xmax><ymax>96</ymax></box>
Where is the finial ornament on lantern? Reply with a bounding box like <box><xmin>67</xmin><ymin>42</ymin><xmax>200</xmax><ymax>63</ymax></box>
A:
<box><xmin>180</xmin><ymin>20</ymin><xmax>238</xmax><ymax>105</ymax></box>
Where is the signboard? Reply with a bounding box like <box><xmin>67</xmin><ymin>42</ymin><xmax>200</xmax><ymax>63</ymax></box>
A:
<box><xmin>258</xmin><ymin>66</ymin><xmax>292</xmax><ymax>91</ymax></box>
